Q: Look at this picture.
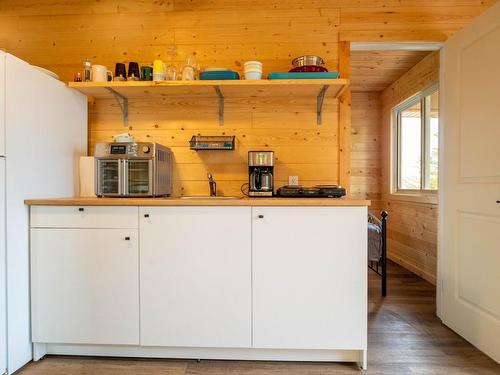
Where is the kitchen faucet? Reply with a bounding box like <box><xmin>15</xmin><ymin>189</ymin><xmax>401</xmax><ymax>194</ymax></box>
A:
<box><xmin>207</xmin><ymin>172</ymin><xmax>217</xmax><ymax>197</ymax></box>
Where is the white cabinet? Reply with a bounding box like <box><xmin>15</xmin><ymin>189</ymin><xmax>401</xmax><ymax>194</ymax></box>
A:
<box><xmin>252</xmin><ymin>206</ymin><xmax>367</xmax><ymax>350</ymax></box>
<box><xmin>139</xmin><ymin>206</ymin><xmax>252</xmax><ymax>348</ymax></box>
<box><xmin>29</xmin><ymin>204</ymin><xmax>368</xmax><ymax>366</ymax></box>
<box><xmin>31</xmin><ymin>228</ymin><xmax>140</xmax><ymax>345</ymax></box>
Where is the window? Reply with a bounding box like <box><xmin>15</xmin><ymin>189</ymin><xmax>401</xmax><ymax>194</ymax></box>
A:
<box><xmin>393</xmin><ymin>86</ymin><xmax>439</xmax><ymax>192</ymax></box>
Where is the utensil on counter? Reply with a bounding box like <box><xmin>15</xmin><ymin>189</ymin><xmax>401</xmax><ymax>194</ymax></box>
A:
<box><xmin>114</xmin><ymin>63</ymin><xmax>127</xmax><ymax>81</ymax></box>
<box><xmin>292</xmin><ymin>55</ymin><xmax>325</xmax><ymax>68</ymax></box>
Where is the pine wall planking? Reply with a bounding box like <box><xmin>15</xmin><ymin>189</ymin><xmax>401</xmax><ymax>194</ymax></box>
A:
<box><xmin>380</xmin><ymin>51</ymin><xmax>440</xmax><ymax>285</ymax></box>
<box><xmin>0</xmin><ymin>1</ymin><xmax>493</xmax><ymax>82</ymax></box>
<box><xmin>0</xmin><ymin>1</ymin><xmax>492</xmax><ymax>275</ymax></box>
<box><xmin>351</xmin><ymin>92</ymin><xmax>383</xmax><ymax>210</ymax></box>
<box><xmin>89</xmin><ymin>94</ymin><xmax>341</xmax><ymax>196</ymax></box>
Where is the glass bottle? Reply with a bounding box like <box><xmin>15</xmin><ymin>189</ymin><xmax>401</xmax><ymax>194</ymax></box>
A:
<box><xmin>83</xmin><ymin>58</ymin><xmax>92</xmax><ymax>82</ymax></box>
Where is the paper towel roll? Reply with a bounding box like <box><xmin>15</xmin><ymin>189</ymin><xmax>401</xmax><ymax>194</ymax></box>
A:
<box><xmin>79</xmin><ymin>156</ymin><xmax>96</xmax><ymax>197</ymax></box>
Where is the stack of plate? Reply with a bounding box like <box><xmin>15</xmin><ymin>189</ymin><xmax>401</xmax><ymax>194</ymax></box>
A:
<box><xmin>200</xmin><ymin>68</ymin><xmax>240</xmax><ymax>80</ymax></box>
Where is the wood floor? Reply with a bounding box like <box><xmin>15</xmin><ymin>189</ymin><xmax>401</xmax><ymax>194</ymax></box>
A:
<box><xmin>17</xmin><ymin>261</ymin><xmax>500</xmax><ymax>375</ymax></box>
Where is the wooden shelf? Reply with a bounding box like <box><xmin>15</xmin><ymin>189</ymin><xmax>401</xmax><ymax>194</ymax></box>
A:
<box><xmin>67</xmin><ymin>79</ymin><xmax>349</xmax><ymax>126</ymax></box>
<box><xmin>68</xmin><ymin>79</ymin><xmax>349</xmax><ymax>99</ymax></box>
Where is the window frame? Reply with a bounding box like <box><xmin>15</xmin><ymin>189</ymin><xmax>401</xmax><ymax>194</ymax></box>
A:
<box><xmin>392</xmin><ymin>84</ymin><xmax>439</xmax><ymax>195</ymax></box>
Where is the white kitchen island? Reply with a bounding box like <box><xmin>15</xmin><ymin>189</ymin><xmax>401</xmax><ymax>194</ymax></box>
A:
<box><xmin>26</xmin><ymin>198</ymin><xmax>369</xmax><ymax>369</ymax></box>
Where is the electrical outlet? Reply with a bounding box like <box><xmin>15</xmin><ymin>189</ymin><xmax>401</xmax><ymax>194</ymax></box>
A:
<box><xmin>288</xmin><ymin>175</ymin><xmax>299</xmax><ymax>186</ymax></box>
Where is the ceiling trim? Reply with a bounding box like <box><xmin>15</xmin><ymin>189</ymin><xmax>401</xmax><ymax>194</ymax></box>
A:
<box><xmin>351</xmin><ymin>42</ymin><xmax>443</xmax><ymax>51</ymax></box>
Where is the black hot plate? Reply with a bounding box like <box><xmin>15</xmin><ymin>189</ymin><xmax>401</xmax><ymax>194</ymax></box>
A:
<box><xmin>276</xmin><ymin>184</ymin><xmax>346</xmax><ymax>198</ymax></box>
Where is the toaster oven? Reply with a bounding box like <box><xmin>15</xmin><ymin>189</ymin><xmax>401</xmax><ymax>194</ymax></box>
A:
<box><xmin>94</xmin><ymin>142</ymin><xmax>172</xmax><ymax>197</ymax></box>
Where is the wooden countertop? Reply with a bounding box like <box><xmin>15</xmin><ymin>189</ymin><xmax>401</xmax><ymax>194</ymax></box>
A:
<box><xmin>25</xmin><ymin>197</ymin><xmax>370</xmax><ymax>207</ymax></box>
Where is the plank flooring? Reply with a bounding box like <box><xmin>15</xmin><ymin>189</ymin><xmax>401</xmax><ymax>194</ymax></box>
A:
<box><xmin>17</xmin><ymin>261</ymin><xmax>500</xmax><ymax>375</ymax></box>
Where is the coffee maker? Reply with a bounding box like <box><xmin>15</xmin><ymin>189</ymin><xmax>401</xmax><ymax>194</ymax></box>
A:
<box><xmin>248</xmin><ymin>151</ymin><xmax>274</xmax><ymax>197</ymax></box>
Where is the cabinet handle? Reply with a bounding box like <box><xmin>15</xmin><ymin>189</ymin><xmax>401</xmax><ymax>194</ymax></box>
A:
<box><xmin>258</xmin><ymin>215</ymin><xmax>264</xmax><ymax>219</ymax></box>
<box><xmin>497</xmin><ymin>201</ymin><xmax>500</xmax><ymax>204</ymax></box>
<box><xmin>125</xmin><ymin>237</ymin><xmax>130</xmax><ymax>241</ymax></box>
<box><xmin>78</xmin><ymin>207</ymin><xmax>84</xmax><ymax>212</ymax></box>
<box><xmin>144</xmin><ymin>214</ymin><xmax>150</xmax><ymax>218</ymax></box>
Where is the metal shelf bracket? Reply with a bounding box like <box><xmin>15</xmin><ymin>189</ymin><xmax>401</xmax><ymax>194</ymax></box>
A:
<box><xmin>106</xmin><ymin>87</ymin><xmax>129</xmax><ymax>127</ymax></box>
<box><xmin>316</xmin><ymin>85</ymin><xmax>330</xmax><ymax>125</ymax></box>
<box><xmin>213</xmin><ymin>86</ymin><xmax>224</xmax><ymax>126</ymax></box>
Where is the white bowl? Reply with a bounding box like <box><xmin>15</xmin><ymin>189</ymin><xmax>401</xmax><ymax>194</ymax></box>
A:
<box><xmin>244</xmin><ymin>60</ymin><xmax>263</xmax><ymax>67</ymax></box>
<box><xmin>244</xmin><ymin>68</ymin><xmax>263</xmax><ymax>73</ymax></box>
<box><xmin>245</xmin><ymin>71</ymin><xmax>262</xmax><ymax>80</ymax></box>
<box><xmin>113</xmin><ymin>133</ymin><xmax>135</xmax><ymax>143</ymax></box>
<box><xmin>244</xmin><ymin>64</ymin><xmax>263</xmax><ymax>69</ymax></box>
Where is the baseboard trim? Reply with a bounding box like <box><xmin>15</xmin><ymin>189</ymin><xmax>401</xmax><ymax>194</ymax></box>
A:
<box><xmin>40</xmin><ymin>343</ymin><xmax>366</xmax><ymax>367</ymax></box>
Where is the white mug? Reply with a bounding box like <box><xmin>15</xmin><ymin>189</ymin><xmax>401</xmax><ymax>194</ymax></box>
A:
<box><xmin>92</xmin><ymin>65</ymin><xmax>112</xmax><ymax>82</ymax></box>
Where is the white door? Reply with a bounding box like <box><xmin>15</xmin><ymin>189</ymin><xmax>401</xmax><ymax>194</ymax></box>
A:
<box><xmin>439</xmin><ymin>1</ymin><xmax>500</xmax><ymax>363</ymax></box>
<box><xmin>30</xmin><ymin>228</ymin><xmax>140</xmax><ymax>345</ymax></box>
<box><xmin>252</xmin><ymin>207</ymin><xmax>367</xmax><ymax>350</ymax></box>
<box><xmin>139</xmin><ymin>206</ymin><xmax>252</xmax><ymax>348</ymax></box>
<box><xmin>0</xmin><ymin>158</ymin><xmax>6</xmax><ymax>374</ymax></box>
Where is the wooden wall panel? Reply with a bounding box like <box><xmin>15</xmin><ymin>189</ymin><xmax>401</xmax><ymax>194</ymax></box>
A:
<box><xmin>338</xmin><ymin>41</ymin><xmax>352</xmax><ymax>192</ymax></box>
<box><xmin>89</xmin><ymin>95</ymin><xmax>341</xmax><ymax>197</ymax></box>
<box><xmin>351</xmin><ymin>92</ymin><xmax>382</xmax><ymax>212</ymax></box>
<box><xmin>351</xmin><ymin>50</ymin><xmax>430</xmax><ymax>92</ymax></box>
<box><xmin>381</xmin><ymin>51</ymin><xmax>440</xmax><ymax>285</ymax></box>
<box><xmin>0</xmin><ymin>1</ymin><xmax>491</xmax><ymax>278</ymax></box>
<box><xmin>0</xmin><ymin>1</ymin><xmax>493</xmax><ymax>82</ymax></box>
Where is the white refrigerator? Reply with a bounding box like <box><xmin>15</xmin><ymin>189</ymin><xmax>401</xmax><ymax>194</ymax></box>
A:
<box><xmin>1</xmin><ymin>49</ymin><xmax>7</xmax><ymax>375</ymax></box>
<box><xmin>0</xmin><ymin>51</ymin><xmax>87</xmax><ymax>374</ymax></box>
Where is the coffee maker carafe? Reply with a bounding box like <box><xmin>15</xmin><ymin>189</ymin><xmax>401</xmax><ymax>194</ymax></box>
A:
<box><xmin>248</xmin><ymin>151</ymin><xmax>274</xmax><ymax>197</ymax></box>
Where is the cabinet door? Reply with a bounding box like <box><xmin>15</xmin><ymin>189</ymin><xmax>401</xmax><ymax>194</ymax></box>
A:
<box><xmin>140</xmin><ymin>206</ymin><xmax>251</xmax><ymax>348</ymax></box>
<box><xmin>252</xmin><ymin>206</ymin><xmax>367</xmax><ymax>350</ymax></box>
<box><xmin>31</xmin><ymin>228</ymin><xmax>139</xmax><ymax>345</ymax></box>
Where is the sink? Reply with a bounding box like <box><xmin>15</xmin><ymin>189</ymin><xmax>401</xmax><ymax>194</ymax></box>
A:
<box><xmin>179</xmin><ymin>196</ymin><xmax>242</xmax><ymax>200</ymax></box>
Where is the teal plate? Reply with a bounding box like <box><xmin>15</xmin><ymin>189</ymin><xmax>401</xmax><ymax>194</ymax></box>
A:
<box><xmin>200</xmin><ymin>71</ymin><xmax>240</xmax><ymax>80</ymax></box>
<box><xmin>268</xmin><ymin>72</ymin><xmax>340</xmax><ymax>79</ymax></box>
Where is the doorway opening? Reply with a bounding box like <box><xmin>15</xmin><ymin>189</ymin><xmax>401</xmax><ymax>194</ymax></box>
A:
<box><xmin>349</xmin><ymin>41</ymin><xmax>442</xmax><ymax>294</ymax></box>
